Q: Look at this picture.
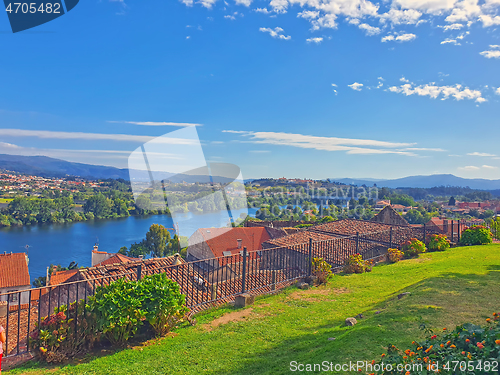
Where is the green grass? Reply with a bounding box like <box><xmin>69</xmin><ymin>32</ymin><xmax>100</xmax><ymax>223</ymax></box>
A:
<box><xmin>8</xmin><ymin>244</ymin><xmax>500</xmax><ymax>375</ymax></box>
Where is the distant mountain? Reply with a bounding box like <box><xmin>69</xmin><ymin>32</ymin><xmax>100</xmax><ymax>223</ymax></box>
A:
<box><xmin>0</xmin><ymin>154</ymin><xmax>130</xmax><ymax>180</ymax></box>
<box><xmin>0</xmin><ymin>154</ymin><xmax>238</xmax><ymax>184</ymax></box>
<box><xmin>332</xmin><ymin>174</ymin><xmax>500</xmax><ymax>190</ymax></box>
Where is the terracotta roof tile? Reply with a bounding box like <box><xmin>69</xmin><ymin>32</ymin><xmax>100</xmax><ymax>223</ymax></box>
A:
<box><xmin>0</xmin><ymin>253</ymin><xmax>30</xmax><ymax>289</ymax></box>
<box><xmin>49</xmin><ymin>270</ymin><xmax>78</xmax><ymax>286</ymax></box>
<box><xmin>198</xmin><ymin>227</ymin><xmax>271</xmax><ymax>257</ymax></box>
<box><xmin>95</xmin><ymin>254</ymin><xmax>140</xmax><ymax>267</ymax></box>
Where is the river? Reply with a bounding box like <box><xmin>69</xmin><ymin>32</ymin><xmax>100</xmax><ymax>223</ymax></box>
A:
<box><xmin>0</xmin><ymin>207</ymin><xmax>258</xmax><ymax>281</ymax></box>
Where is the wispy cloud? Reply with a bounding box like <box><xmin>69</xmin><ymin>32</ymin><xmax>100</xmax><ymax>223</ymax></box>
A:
<box><xmin>306</xmin><ymin>37</ymin><xmax>324</xmax><ymax>43</ymax></box>
<box><xmin>259</xmin><ymin>27</ymin><xmax>291</xmax><ymax>40</ymax></box>
<box><xmin>467</xmin><ymin>152</ymin><xmax>497</xmax><ymax>157</ymax></box>
<box><xmin>225</xmin><ymin>130</ymin><xmax>419</xmax><ymax>156</ymax></box>
<box><xmin>107</xmin><ymin>121</ymin><xmax>202</xmax><ymax>126</ymax></box>
<box><xmin>480</xmin><ymin>49</ymin><xmax>500</xmax><ymax>59</ymax></box>
<box><xmin>459</xmin><ymin>165</ymin><xmax>498</xmax><ymax>171</ymax></box>
<box><xmin>0</xmin><ymin>128</ymin><xmax>196</xmax><ymax>144</ymax></box>
<box><xmin>381</xmin><ymin>33</ymin><xmax>416</xmax><ymax>43</ymax></box>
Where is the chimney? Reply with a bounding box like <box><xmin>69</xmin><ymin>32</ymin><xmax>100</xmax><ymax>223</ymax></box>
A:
<box><xmin>93</xmin><ymin>244</ymin><xmax>98</xmax><ymax>252</ymax></box>
<box><xmin>138</xmin><ymin>255</ymin><xmax>144</xmax><ymax>260</ymax></box>
<box><xmin>46</xmin><ymin>266</ymin><xmax>50</xmax><ymax>285</ymax></box>
<box><xmin>237</xmin><ymin>239</ymin><xmax>242</xmax><ymax>249</ymax></box>
<box><xmin>173</xmin><ymin>253</ymin><xmax>182</xmax><ymax>266</ymax></box>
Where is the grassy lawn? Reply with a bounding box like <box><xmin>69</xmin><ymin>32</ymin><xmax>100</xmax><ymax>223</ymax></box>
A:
<box><xmin>8</xmin><ymin>244</ymin><xmax>500</xmax><ymax>375</ymax></box>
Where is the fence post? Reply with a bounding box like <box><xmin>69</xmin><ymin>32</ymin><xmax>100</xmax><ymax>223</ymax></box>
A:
<box><xmin>308</xmin><ymin>238</ymin><xmax>313</xmax><ymax>276</ymax></box>
<box><xmin>451</xmin><ymin>220</ymin><xmax>454</xmax><ymax>243</ymax></box>
<box><xmin>241</xmin><ymin>247</ymin><xmax>247</xmax><ymax>294</ymax></box>
<box><xmin>389</xmin><ymin>227</ymin><xmax>393</xmax><ymax>248</ymax></box>
<box><xmin>423</xmin><ymin>224</ymin><xmax>426</xmax><ymax>242</ymax></box>
<box><xmin>210</xmin><ymin>283</ymin><xmax>217</xmax><ymax>301</ymax></box>
<box><xmin>271</xmin><ymin>270</ymin><xmax>276</xmax><ymax>291</ymax></box>
<box><xmin>458</xmin><ymin>220</ymin><xmax>461</xmax><ymax>242</ymax></box>
<box><xmin>356</xmin><ymin>232</ymin><xmax>359</xmax><ymax>253</ymax></box>
<box><xmin>136</xmin><ymin>264</ymin><xmax>142</xmax><ymax>281</ymax></box>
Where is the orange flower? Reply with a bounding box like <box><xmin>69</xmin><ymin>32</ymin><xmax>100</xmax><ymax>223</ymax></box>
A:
<box><xmin>450</xmin><ymin>344</ymin><xmax>456</xmax><ymax>348</ymax></box>
<box><xmin>403</xmin><ymin>356</ymin><xmax>408</xmax><ymax>359</ymax></box>
<box><xmin>440</xmin><ymin>344</ymin><xmax>444</xmax><ymax>348</ymax></box>
<box><xmin>406</xmin><ymin>372</ymin><xmax>411</xmax><ymax>375</ymax></box>
<box><xmin>466</xmin><ymin>339</ymin><xmax>470</xmax><ymax>343</ymax></box>
<box><xmin>405</xmin><ymin>349</ymin><xmax>411</xmax><ymax>355</ymax></box>
<box><xmin>371</xmin><ymin>360</ymin><xmax>375</xmax><ymax>365</ymax></box>
<box><xmin>443</xmin><ymin>327</ymin><xmax>447</xmax><ymax>331</ymax></box>
<box><xmin>425</xmin><ymin>345</ymin><xmax>433</xmax><ymax>353</ymax></box>
<box><xmin>431</xmin><ymin>335</ymin><xmax>437</xmax><ymax>339</ymax></box>
<box><xmin>446</xmin><ymin>341</ymin><xmax>451</xmax><ymax>345</ymax></box>
<box><xmin>462</xmin><ymin>351</ymin><xmax>466</xmax><ymax>355</ymax></box>
<box><xmin>486</xmin><ymin>318</ymin><xmax>491</xmax><ymax>323</ymax></box>
<box><xmin>410</xmin><ymin>352</ymin><xmax>415</xmax><ymax>356</ymax></box>
<box><xmin>477</xmin><ymin>342</ymin><xmax>484</xmax><ymax>349</ymax></box>
<box><xmin>495</xmin><ymin>339</ymin><xmax>500</xmax><ymax>345</ymax></box>
<box><xmin>381</xmin><ymin>353</ymin><xmax>386</xmax><ymax>357</ymax></box>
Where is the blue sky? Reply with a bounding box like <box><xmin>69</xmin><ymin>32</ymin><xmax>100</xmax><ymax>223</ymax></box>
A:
<box><xmin>0</xmin><ymin>0</ymin><xmax>499</xmax><ymax>180</ymax></box>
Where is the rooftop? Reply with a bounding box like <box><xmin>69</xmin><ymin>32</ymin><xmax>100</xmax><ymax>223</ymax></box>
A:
<box><xmin>0</xmin><ymin>252</ymin><xmax>30</xmax><ymax>289</ymax></box>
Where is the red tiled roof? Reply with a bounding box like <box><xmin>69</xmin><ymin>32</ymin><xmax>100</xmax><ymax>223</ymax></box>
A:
<box><xmin>95</xmin><ymin>253</ymin><xmax>140</xmax><ymax>267</ymax></box>
<box><xmin>312</xmin><ymin>219</ymin><xmax>394</xmax><ymax>236</ymax></box>
<box><xmin>0</xmin><ymin>253</ymin><xmax>30</xmax><ymax>289</ymax></box>
<box><xmin>197</xmin><ymin>227</ymin><xmax>271</xmax><ymax>257</ymax></box>
<box><xmin>263</xmin><ymin>231</ymin><xmax>333</xmax><ymax>248</ymax></box>
<box><xmin>49</xmin><ymin>269</ymin><xmax>78</xmax><ymax>286</ymax></box>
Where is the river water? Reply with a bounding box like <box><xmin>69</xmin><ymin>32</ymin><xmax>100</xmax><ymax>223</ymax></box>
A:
<box><xmin>0</xmin><ymin>207</ymin><xmax>258</xmax><ymax>281</ymax></box>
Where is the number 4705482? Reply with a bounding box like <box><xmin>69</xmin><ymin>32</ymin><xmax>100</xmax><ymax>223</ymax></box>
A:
<box><xmin>5</xmin><ymin>2</ymin><xmax>61</xmax><ymax>14</ymax></box>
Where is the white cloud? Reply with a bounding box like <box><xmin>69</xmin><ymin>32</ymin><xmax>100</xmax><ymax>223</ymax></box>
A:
<box><xmin>306</xmin><ymin>37</ymin><xmax>324</xmax><ymax>43</ymax></box>
<box><xmin>388</xmin><ymin>81</ymin><xmax>486</xmax><ymax>103</ymax></box>
<box><xmin>467</xmin><ymin>152</ymin><xmax>497</xmax><ymax>157</ymax></box>
<box><xmin>496</xmin><ymin>87</ymin><xmax>500</xmax><ymax>95</ymax></box>
<box><xmin>259</xmin><ymin>27</ymin><xmax>291</xmax><ymax>40</ymax></box>
<box><xmin>358</xmin><ymin>23</ymin><xmax>381</xmax><ymax>35</ymax></box>
<box><xmin>199</xmin><ymin>0</ymin><xmax>217</xmax><ymax>8</ymax></box>
<box><xmin>378</xmin><ymin>9</ymin><xmax>423</xmax><ymax>25</ymax></box>
<box><xmin>400</xmin><ymin>76</ymin><xmax>410</xmax><ymax>82</ymax></box>
<box><xmin>331</xmin><ymin>83</ymin><xmax>338</xmax><ymax>87</ymax></box>
<box><xmin>480</xmin><ymin>49</ymin><xmax>500</xmax><ymax>58</ymax></box>
<box><xmin>441</xmin><ymin>38</ymin><xmax>461</xmax><ymax>45</ymax></box>
<box><xmin>440</xmin><ymin>23</ymin><xmax>464</xmax><ymax>30</ymax></box>
<box><xmin>0</xmin><ymin>128</ymin><xmax>197</xmax><ymax>145</ymax></box>
<box><xmin>254</xmin><ymin>7</ymin><xmax>270</xmax><ymax>13</ymax></box>
<box><xmin>348</xmin><ymin>82</ymin><xmax>364</xmax><ymax>91</ymax></box>
<box><xmin>108</xmin><ymin>121</ymin><xmax>201</xmax><ymax>126</ymax></box>
<box><xmin>235</xmin><ymin>0</ymin><xmax>252</xmax><ymax>6</ymax></box>
<box><xmin>269</xmin><ymin>0</ymin><xmax>288</xmax><ymax>13</ymax></box>
<box><xmin>230</xmin><ymin>131</ymin><xmax>418</xmax><ymax>156</ymax></box>
<box><xmin>180</xmin><ymin>0</ymin><xmax>194</xmax><ymax>5</ymax></box>
<box><xmin>479</xmin><ymin>15</ymin><xmax>500</xmax><ymax>27</ymax></box>
<box><xmin>382</xmin><ymin>33</ymin><xmax>416</xmax><ymax>42</ymax></box>
<box><xmin>403</xmin><ymin>147</ymin><xmax>446</xmax><ymax>151</ymax></box>
<box><xmin>490</xmin><ymin>45</ymin><xmax>500</xmax><ymax>49</ymax></box>
<box><xmin>225</xmin><ymin>14</ymin><xmax>236</xmax><ymax>20</ymax></box>
<box><xmin>298</xmin><ymin>10</ymin><xmax>319</xmax><ymax>19</ymax></box>
<box><xmin>458</xmin><ymin>165</ymin><xmax>498</xmax><ymax>171</ymax></box>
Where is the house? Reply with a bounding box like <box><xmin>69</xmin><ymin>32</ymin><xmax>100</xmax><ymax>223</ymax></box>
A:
<box><xmin>371</xmin><ymin>205</ymin><xmax>409</xmax><ymax>226</ymax></box>
<box><xmin>0</xmin><ymin>252</ymin><xmax>31</xmax><ymax>304</ymax></box>
<box><xmin>91</xmin><ymin>245</ymin><xmax>140</xmax><ymax>267</ymax></box>
<box><xmin>374</xmin><ymin>200</ymin><xmax>391</xmax><ymax>210</ymax></box>
<box><xmin>187</xmin><ymin>227</ymin><xmax>273</xmax><ymax>262</ymax></box>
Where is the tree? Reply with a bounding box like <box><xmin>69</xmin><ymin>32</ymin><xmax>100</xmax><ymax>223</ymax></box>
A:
<box><xmin>84</xmin><ymin>193</ymin><xmax>112</xmax><ymax>218</ymax></box>
<box><xmin>448</xmin><ymin>196</ymin><xmax>456</xmax><ymax>206</ymax></box>
<box><xmin>146</xmin><ymin>224</ymin><xmax>172</xmax><ymax>258</ymax></box>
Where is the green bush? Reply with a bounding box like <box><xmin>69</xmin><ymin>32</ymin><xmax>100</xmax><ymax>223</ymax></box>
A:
<box><xmin>88</xmin><ymin>278</ymin><xmax>147</xmax><ymax>346</ymax></box>
<box><xmin>140</xmin><ymin>274</ymin><xmax>190</xmax><ymax>337</ymax></box>
<box><xmin>401</xmin><ymin>238</ymin><xmax>426</xmax><ymax>258</ymax></box>
<box><xmin>460</xmin><ymin>225</ymin><xmax>493</xmax><ymax>246</ymax></box>
<box><xmin>343</xmin><ymin>253</ymin><xmax>373</xmax><ymax>274</ymax></box>
<box><xmin>426</xmin><ymin>234</ymin><xmax>451</xmax><ymax>252</ymax></box>
<box><xmin>372</xmin><ymin>312</ymin><xmax>500</xmax><ymax>374</ymax></box>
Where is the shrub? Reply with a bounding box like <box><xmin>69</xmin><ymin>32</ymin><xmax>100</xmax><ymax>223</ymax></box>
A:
<box><xmin>460</xmin><ymin>225</ymin><xmax>493</xmax><ymax>246</ymax></box>
<box><xmin>87</xmin><ymin>278</ymin><xmax>146</xmax><ymax>346</ymax></box>
<box><xmin>311</xmin><ymin>257</ymin><xmax>333</xmax><ymax>284</ymax></box>
<box><xmin>30</xmin><ymin>303</ymin><xmax>99</xmax><ymax>363</ymax></box>
<box><xmin>387</xmin><ymin>248</ymin><xmax>404</xmax><ymax>263</ymax></box>
<box><xmin>426</xmin><ymin>234</ymin><xmax>451</xmax><ymax>252</ymax></box>
<box><xmin>343</xmin><ymin>253</ymin><xmax>373</xmax><ymax>274</ymax></box>
<box><xmin>372</xmin><ymin>312</ymin><xmax>500</xmax><ymax>374</ymax></box>
<box><xmin>140</xmin><ymin>273</ymin><xmax>190</xmax><ymax>337</ymax></box>
<box><xmin>401</xmin><ymin>238</ymin><xmax>426</xmax><ymax>258</ymax></box>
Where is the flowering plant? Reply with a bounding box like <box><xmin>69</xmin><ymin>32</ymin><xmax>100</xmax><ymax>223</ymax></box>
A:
<box><xmin>387</xmin><ymin>248</ymin><xmax>404</xmax><ymax>263</ymax></box>
<box><xmin>370</xmin><ymin>312</ymin><xmax>500</xmax><ymax>374</ymax></box>
<box><xmin>426</xmin><ymin>234</ymin><xmax>451</xmax><ymax>252</ymax></box>
<box><xmin>460</xmin><ymin>225</ymin><xmax>493</xmax><ymax>246</ymax></box>
<box><xmin>343</xmin><ymin>253</ymin><xmax>373</xmax><ymax>274</ymax></box>
<box><xmin>312</xmin><ymin>257</ymin><xmax>333</xmax><ymax>284</ymax></box>
<box><xmin>401</xmin><ymin>238</ymin><xmax>426</xmax><ymax>258</ymax></box>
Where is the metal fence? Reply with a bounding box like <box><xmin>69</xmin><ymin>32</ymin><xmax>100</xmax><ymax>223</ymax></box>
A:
<box><xmin>0</xmin><ymin>219</ymin><xmax>484</xmax><ymax>360</ymax></box>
